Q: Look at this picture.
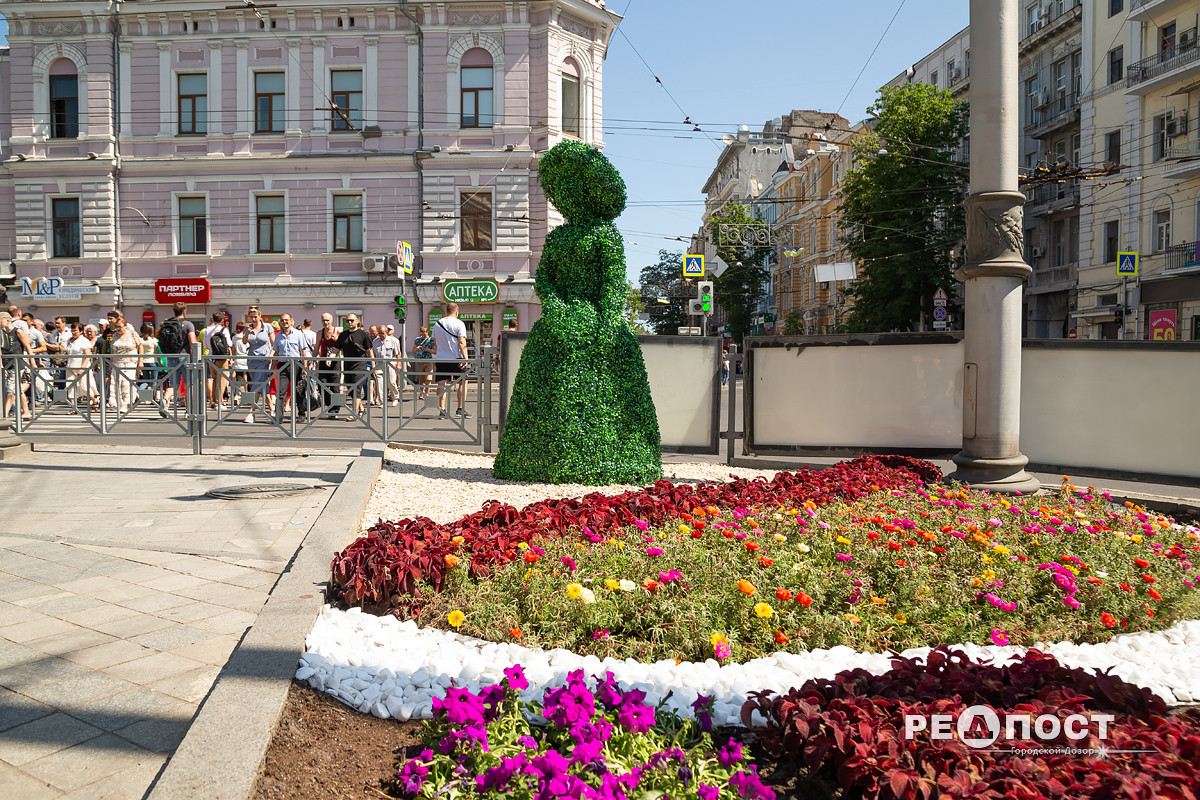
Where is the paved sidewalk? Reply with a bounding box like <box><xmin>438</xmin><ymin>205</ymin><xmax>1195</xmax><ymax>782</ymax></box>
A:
<box><xmin>0</xmin><ymin>444</ymin><xmax>356</xmax><ymax>799</ymax></box>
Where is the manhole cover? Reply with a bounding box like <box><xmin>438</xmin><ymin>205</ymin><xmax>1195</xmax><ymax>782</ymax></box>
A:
<box><xmin>205</xmin><ymin>483</ymin><xmax>323</xmax><ymax>500</ymax></box>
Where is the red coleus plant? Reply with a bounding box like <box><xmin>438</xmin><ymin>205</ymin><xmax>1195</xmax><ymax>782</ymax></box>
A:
<box><xmin>743</xmin><ymin>648</ymin><xmax>1200</xmax><ymax>800</ymax></box>
<box><xmin>330</xmin><ymin>455</ymin><xmax>941</xmax><ymax>616</ymax></box>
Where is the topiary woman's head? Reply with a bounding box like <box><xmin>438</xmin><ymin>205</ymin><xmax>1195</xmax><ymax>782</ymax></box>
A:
<box><xmin>539</xmin><ymin>139</ymin><xmax>626</xmax><ymax>223</ymax></box>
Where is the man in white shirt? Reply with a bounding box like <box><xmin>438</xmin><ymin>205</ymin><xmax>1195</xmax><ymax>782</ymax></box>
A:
<box><xmin>373</xmin><ymin>323</ymin><xmax>401</xmax><ymax>405</ymax></box>
<box><xmin>431</xmin><ymin>303</ymin><xmax>470</xmax><ymax>418</ymax></box>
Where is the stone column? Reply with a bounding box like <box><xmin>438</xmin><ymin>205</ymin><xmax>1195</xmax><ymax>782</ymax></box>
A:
<box><xmin>947</xmin><ymin>0</ymin><xmax>1040</xmax><ymax>494</ymax></box>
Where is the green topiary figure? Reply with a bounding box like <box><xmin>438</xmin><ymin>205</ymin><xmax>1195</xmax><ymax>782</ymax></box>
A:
<box><xmin>493</xmin><ymin>140</ymin><xmax>661</xmax><ymax>485</ymax></box>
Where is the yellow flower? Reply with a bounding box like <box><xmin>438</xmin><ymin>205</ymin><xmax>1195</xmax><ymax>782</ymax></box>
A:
<box><xmin>710</xmin><ymin>632</ymin><xmax>728</xmax><ymax>646</ymax></box>
<box><xmin>894</xmin><ymin>613</ymin><xmax>907</xmax><ymax>624</ymax></box>
<box><xmin>981</xmin><ymin>569</ymin><xmax>996</xmax><ymax>581</ymax></box>
<box><xmin>753</xmin><ymin>602</ymin><xmax>773</xmax><ymax>619</ymax></box>
<box><xmin>796</xmin><ymin>543</ymin><xmax>811</xmax><ymax>553</ymax></box>
<box><xmin>605</xmin><ymin>579</ymin><xmax>620</xmax><ymax>591</ymax></box>
<box><xmin>616</xmin><ymin>541</ymin><xmax>625</xmax><ymax>549</ymax></box>
<box><xmin>773</xmin><ymin>514</ymin><xmax>783</xmax><ymax>521</ymax></box>
<box><xmin>972</xmin><ymin>577</ymin><xmax>983</xmax><ymax>587</ymax></box>
<box><xmin>773</xmin><ymin>533</ymin><xmax>787</xmax><ymax>542</ymax></box>
<box><xmin>566</xmin><ymin>583</ymin><xmax>583</xmax><ymax>599</ymax></box>
<box><xmin>786</xmin><ymin>509</ymin><xmax>799</xmax><ymax>516</ymax></box>
<box><xmin>679</xmin><ymin>524</ymin><xmax>691</xmax><ymax>533</ymax></box>
<box><xmin>517</xmin><ymin>542</ymin><xmax>530</xmax><ymax>550</ymax></box>
<box><xmin>448</xmin><ymin>610</ymin><xmax>465</xmax><ymax>628</ymax></box>
<box><xmin>836</xmin><ymin>535</ymin><xmax>852</xmax><ymax>545</ymax></box>
<box><xmin>994</xmin><ymin>545</ymin><xmax>1011</xmax><ymax>556</ymax></box>
<box><xmin>981</xmin><ymin>555</ymin><xmax>993</xmax><ymax>564</ymax></box>
<box><xmin>1131</xmin><ymin>534</ymin><xmax>1143</xmax><ymax>543</ymax></box>
<box><xmin>607</xmin><ymin>538</ymin><xmax>618</xmax><ymax>545</ymax></box>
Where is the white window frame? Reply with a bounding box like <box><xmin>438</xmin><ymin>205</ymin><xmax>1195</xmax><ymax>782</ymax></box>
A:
<box><xmin>32</xmin><ymin>46</ymin><xmax>89</xmax><ymax>141</ymax></box>
<box><xmin>457</xmin><ymin>187</ymin><xmax>495</xmax><ymax>253</ymax></box>
<box><xmin>328</xmin><ymin>190</ymin><xmax>365</xmax><ymax>253</ymax></box>
<box><xmin>251</xmin><ymin>190</ymin><xmax>289</xmax><ymax>254</ymax></box>
<box><xmin>173</xmin><ymin>192</ymin><xmax>211</xmax><ymax>255</ymax></box>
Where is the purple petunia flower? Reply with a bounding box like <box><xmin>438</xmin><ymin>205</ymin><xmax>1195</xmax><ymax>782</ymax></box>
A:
<box><xmin>646</xmin><ymin>546</ymin><xmax>664</xmax><ymax>557</ymax></box>
<box><xmin>504</xmin><ymin>664</ymin><xmax>529</xmax><ymax>692</ymax></box>
<box><xmin>697</xmin><ymin>784</ymin><xmax>720</xmax><ymax>800</ymax></box>
<box><xmin>717</xmin><ymin>738</ymin><xmax>744</xmax><ymax>768</ymax></box>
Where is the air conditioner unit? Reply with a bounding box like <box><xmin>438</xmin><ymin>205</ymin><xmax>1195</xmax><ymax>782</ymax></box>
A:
<box><xmin>819</xmin><ymin>281</ymin><xmax>829</xmax><ymax>290</ymax></box>
<box><xmin>950</xmin><ymin>66</ymin><xmax>962</xmax><ymax>81</ymax></box>
<box><xmin>1031</xmin><ymin>246</ymin><xmax>1045</xmax><ymax>258</ymax></box>
<box><xmin>1181</xmin><ymin>29</ymin><xmax>1197</xmax><ymax>48</ymax></box>
<box><xmin>1035</xmin><ymin>89</ymin><xmax>1051</xmax><ymax>108</ymax></box>
<box><xmin>362</xmin><ymin>255</ymin><xmax>387</xmax><ymax>273</ymax></box>
<box><xmin>1166</xmin><ymin>113</ymin><xmax>1188</xmax><ymax>138</ymax></box>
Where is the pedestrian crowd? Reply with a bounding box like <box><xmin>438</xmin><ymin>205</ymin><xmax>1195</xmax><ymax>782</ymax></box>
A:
<box><xmin>0</xmin><ymin>301</ymin><xmax>496</xmax><ymax>423</ymax></box>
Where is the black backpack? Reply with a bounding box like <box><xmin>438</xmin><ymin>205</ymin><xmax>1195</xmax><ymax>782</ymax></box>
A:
<box><xmin>209</xmin><ymin>327</ymin><xmax>231</xmax><ymax>357</ymax></box>
<box><xmin>158</xmin><ymin>319</ymin><xmax>187</xmax><ymax>354</ymax></box>
<box><xmin>0</xmin><ymin>327</ymin><xmax>15</xmax><ymax>356</ymax></box>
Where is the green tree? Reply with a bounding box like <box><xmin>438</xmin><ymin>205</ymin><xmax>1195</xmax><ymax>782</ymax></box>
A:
<box><xmin>623</xmin><ymin>279</ymin><xmax>649</xmax><ymax>334</ymax></box>
<box><xmin>781</xmin><ymin>309</ymin><xmax>805</xmax><ymax>336</ymax></box>
<box><xmin>841</xmin><ymin>83</ymin><xmax>968</xmax><ymax>333</ymax></box>
<box><xmin>637</xmin><ymin>249</ymin><xmax>689</xmax><ymax>335</ymax></box>
<box><xmin>705</xmin><ymin>205</ymin><xmax>771</xmax><ymax>344</ymax></box>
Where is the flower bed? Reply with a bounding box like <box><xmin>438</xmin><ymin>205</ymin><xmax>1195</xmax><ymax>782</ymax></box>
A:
<box><xmin>394</xmin><ymin>664</ymin><xmax>773</xmax><ymax>799</ymax></box>
<box><xmin>747</xmin><ymin>648</ymin><xmax>1200</xmax><ymax>800</ymax></box>
<box><xmin>330</xmin><ymin>454</ymin><xmax>942</xmax><ymax>616</ymax></box>
<box><xmin>336</xmin><ymin>467</ymin><xmax>1200</xmax><ymax>663</ymax></box>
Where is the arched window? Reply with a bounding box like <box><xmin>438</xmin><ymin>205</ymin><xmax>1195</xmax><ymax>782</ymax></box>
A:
<box><xmin>49</xmin><ymin>59</ymin><xmax>79</xmax><ymax>139</ymax></box>
<box><xmin>460</xmin><ymin>49</ymin><xmax>493</xmax><ymax>128</ymax></box>
<box><xmin>562</xmin><ymin>58</ymin><xmax>581</xmax><ymax>136</ymax></box>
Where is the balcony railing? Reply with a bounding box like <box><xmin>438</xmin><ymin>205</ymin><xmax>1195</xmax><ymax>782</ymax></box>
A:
<box><xmin>1165</xmin><ymin>138</ymin><xmax>1200</xmax><ymax>160</ymax></box>
<box><xmin>1025</xmin><ymin>180</ymin><xmax>1081</xmax><ymax>212</ymax></box>
<box><xmin>1029</xmin><ymin>264</ymin><xmax>1075</xmax><ymax>289</ymax></box>
<box><xmin>1127</xmin><ymin>31</ymin><xmax>1200</xmax><ymax>85</ymax></box>
<box><xmin>1166</xmin><ymin>240</ymin><xmax>1200</xmax><ymax>270</ymax></box>
<box><xmin>1025</xmin><ymin>94</ymin><xmax>1080</xmax><ymax>138</ymax></box>
<box><xmin>1019</xmin><ymin>0</ymin><xmax>1082</xmax><ymax>52</ymax></box>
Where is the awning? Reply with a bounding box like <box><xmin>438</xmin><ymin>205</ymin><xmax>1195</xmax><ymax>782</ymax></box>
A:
<box><xmin>1072</xmin><ymin>306</ymin><xmax>1120</xmax><ymax>320</ymax></box>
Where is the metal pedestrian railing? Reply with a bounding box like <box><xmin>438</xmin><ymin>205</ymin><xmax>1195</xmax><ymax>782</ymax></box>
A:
<box><xmin>0</xmin><ymin>344</ymin><xmax>496</xmax><ymax>454</ymax></box>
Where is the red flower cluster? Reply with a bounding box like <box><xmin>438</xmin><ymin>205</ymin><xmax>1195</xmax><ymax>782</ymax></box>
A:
<box><xmin>331</xmin><ymin>455</ymin><xmax>940</xmax><ymax>614</ymax></box>
<box><xmin>747</xmin><ymin>648</ymin><xmax>1200</xmax><ymax>800</ymax></box>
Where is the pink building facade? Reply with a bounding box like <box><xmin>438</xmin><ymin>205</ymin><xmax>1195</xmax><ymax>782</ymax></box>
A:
<box><xmin>0</xmin><ymin>0</ymin><xmax>617</xmax><ymax>350</ymax></box>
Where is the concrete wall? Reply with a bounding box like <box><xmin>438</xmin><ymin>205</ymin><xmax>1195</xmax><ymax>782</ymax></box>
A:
<box><xmin>744</xmin><ymin>335</ymin><xmax>1200</xmax><ymax>480</ymax></box>
<box><xmin>500</xmin><ymin>333</ymin><xmax>721</xmax><ymax>454</ymax></box>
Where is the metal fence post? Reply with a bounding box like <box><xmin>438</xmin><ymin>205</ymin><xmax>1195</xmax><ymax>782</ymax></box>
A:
<box><xmin>189</xmin><ymin>342</ymin><xmax>203</xmax><ymax>455</ymax></box>
<box><xmin>481</xmin><ymin>346</ymin><xmax>493</xmax><ymax>453</ymax></box>
<box><xmin>726</xmin><ymin>345</ymin><xmax>739</xmax><ymax>466</ymax></box>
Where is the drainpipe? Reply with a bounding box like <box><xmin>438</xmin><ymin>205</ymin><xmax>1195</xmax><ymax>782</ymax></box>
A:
<box><xmin>111</xmin><ymin>1</ymin><xmax>123</xmax><ymax>312</ymax></box>
<box><xmin>398</xmin><ymin>1</ymin><xmax>425</xmax><ymax>331</ymax></box>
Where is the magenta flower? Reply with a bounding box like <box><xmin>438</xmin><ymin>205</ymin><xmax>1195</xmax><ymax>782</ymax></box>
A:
<box><xmin>714</xmin><ymin>642</ymin><xmax>731</xmax><ymax>659</ymax></box>
<box><xmin>836</xmin><ymin>553</ymin><xmax>852</xmax><ymax>562</ymax></box>
<box><xmin>633</xmin><ymin>519</ymin><xmax>648</xmax><ymax>531</ymax></box>
<box><xmin>990</xmin><ymin>629</ymin><xmax>1010</xmax><ymax>646</ymax></box>
<box><xmin>561</xmin><ymin>556</ymin><xmax>577</xmax><ymax>571</ymax></box>
<box><xmin>646</xmin><ymin>546</ymin><xmax>664</xmax><ymax>557</ymax></box>
<box><xmin>593</xmin><ymin>628</ymin><xmax>611</xmax><ymax>641</ymax></box>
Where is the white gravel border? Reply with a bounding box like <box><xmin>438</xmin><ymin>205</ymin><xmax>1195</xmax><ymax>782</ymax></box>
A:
<box><xmin>304</xmin><ymin>449</ymin><xmax>1200</xmax><ymax>726</ymax></box>
<box><xmin>299</xmin><ymin>606</ymin><xmax>1200</xmax><ymax>726</ymax></box>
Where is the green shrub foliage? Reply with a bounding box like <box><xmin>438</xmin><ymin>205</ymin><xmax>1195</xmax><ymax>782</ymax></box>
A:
<box><xmin>494</xmin><ymin>140</ymin><xmax>661</xmax><ymax>485</ymax></box>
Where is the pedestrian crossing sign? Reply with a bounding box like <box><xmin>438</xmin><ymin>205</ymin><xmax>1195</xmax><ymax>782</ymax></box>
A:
<box><xmin>1117</xmin><ymin>251</ymin><xmax>1138</xmax><ymax>277</ymax></box>
<box><xmin>683</xmin><ymin>254</ymin><xmax>705</xmax><ymax>277</ymax></box>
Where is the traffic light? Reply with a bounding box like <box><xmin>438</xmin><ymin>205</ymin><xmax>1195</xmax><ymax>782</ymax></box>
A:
<box><xmin>697</xmin><ymin>281</ymin><xmax>714</xmax><ymax>314</ymax></box>
<box><xmin>394</xmin><ymin>294</ymin><xmax>407</xmax><ymax>321</ymax></box>
<box><xmin>688</xmin><ymin>299</ymin><xmax>705</xmax><ymax>315</ymax></box>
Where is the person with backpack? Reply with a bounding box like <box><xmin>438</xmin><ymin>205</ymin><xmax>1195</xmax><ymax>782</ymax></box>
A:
<box><xmin>0</xmin><ymin>311</ymin><xmax>32</xmax><ymax>421</ymax></box>
<box><xmin>203</xmin><ymin>311</ymin><xmax>233</xmax><ymax>412</ymax></box>
<box><xmin>157</xmin><ymin>302</ymin><xmax>197</xmax><ymax>409</ymax></box>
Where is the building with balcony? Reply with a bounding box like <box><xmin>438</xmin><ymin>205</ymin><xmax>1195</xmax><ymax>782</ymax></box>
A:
<box><xmin>1079</xmin><ymin>0</ymin><xmax>1200</xmax><ymax>341</ymax></box>
<box><xmin>0</xmin><ymin>0</ymin><xmax>618</xmax><ymax>351</ymax></box>
<box><xmin>1019</xmin><ymin>0</ymin><xmax>1083</xmax><ymax>339</ymax></box>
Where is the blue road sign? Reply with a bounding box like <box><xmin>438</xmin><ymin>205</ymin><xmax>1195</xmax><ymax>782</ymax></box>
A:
<box><xmin>398</xmin><ymin>241</ymin><xmax>415</xmax><ymax>275</ymax></box>
<box><xmin>1117</xmin><ymin>251</ymin><xmax>1138</xmax><ymax>277</ymax></box>
<box><xmin>932</xmin><ymin>306</ymin><xmax>948</xmax><ymax>321</ymax></box>
<box><xmin>683</xmin><ymin>254</ymin><xmax>705</xmax><ymax>277</ymax></box>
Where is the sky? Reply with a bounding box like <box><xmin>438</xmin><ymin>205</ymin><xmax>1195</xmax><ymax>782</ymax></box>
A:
<box><xmin>602</xmin><ymin>0</ymin><xmax>970</xmax><ymax>282</ymax></box>
<box><xmin>0</xmin><ymin>3</ymin><xmax>972</xmax><ymax>283</ymax></box>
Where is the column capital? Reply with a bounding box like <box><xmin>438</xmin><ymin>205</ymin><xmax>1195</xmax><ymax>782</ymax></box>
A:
<box><xmin>208</xmin><ymin>39</ymin><xmax>223</xmax><ymax>50</ymax></box>
<box><xmin>157</xmin><ymin>41</ymin><xmax>172</xmax><ymax>52</ymax></box>
<box><xmin>959</xmin><ymin>190</ymin><xmax>1032</xmax><ymax>280</ymax></box>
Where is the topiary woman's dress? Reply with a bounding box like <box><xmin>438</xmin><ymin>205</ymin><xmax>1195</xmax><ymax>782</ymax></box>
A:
<box><xmin>493</xmin><ymin>141</ymin><xmax>661</xmax><ymax>485</ymax></box>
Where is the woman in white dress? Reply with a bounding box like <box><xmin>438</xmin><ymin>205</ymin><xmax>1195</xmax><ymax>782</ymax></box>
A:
<box><xmin>65</xmin><ymin>323</ymin><xmax>94</xmax><ymax>409</ymax></box>
<box><xmin>107</xmin><ymin>316</ymin><xmax>143</xmax><ymax>413</ymax></box>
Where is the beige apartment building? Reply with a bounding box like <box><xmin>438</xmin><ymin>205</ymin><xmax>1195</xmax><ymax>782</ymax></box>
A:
<box><xmin>1079</xmin><ymin>0</ymin><xmax>1200</xmax><ymax>341</ymax></box>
